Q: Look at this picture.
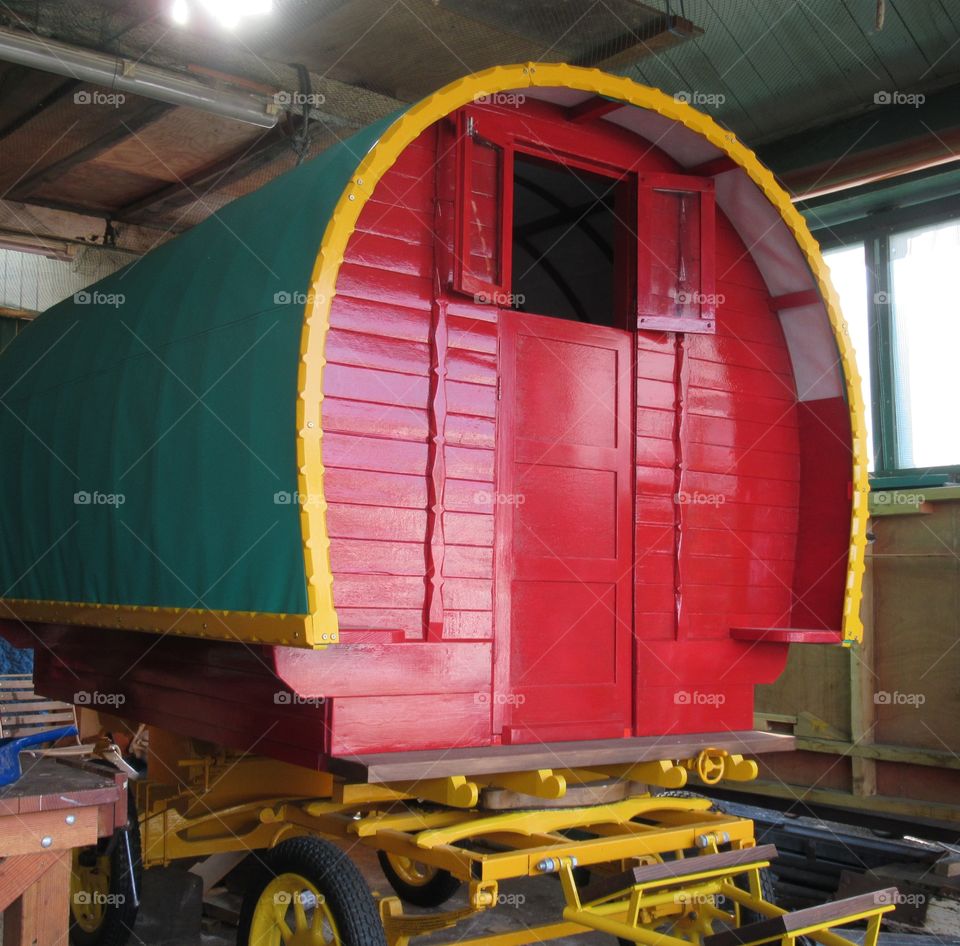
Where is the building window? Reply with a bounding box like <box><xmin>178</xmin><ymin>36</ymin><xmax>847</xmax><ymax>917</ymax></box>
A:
<box><xmin>889</xmin><ymin>219</ymin><xmax>960</xmax><ymax>469</ymax></box>
<box><xmin>823</xmin><ymin>243</ymin><xmax>873</xmax><ymax>470</ymax></box>
<box><xmin>822</xmin><ymin>215</ymin><xmax>960</xmax><ymax>478</ymax></box>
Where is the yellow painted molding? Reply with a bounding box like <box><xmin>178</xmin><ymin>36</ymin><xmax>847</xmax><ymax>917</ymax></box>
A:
<box><xmin>299</xmin><ymin>61</ymin><xmax>868</xmax><ymax>649</ymax></box>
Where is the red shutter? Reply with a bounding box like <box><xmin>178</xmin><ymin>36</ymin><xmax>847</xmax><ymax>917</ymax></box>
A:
<box><xmin>637</xmin><ymin>173</ymin><xmax>716</xmax><ymax>333</ymax></box>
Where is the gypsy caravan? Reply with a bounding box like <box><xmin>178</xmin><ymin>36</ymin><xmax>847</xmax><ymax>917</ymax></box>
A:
<box><xmin>0</xmin><ymin>64</ymin><xmax>882</xmax><ymax>946</ymax></box>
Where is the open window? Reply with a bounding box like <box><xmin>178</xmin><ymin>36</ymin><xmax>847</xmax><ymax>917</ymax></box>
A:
<box><xmin>510</xmin><ymin>154</ymin><xmax>633</xmax><ymax>327</ymax></box>
<box><xmin>452</xmin><ymin>107</ymin><xmax>716</xmax><ymax>334</ymax></box>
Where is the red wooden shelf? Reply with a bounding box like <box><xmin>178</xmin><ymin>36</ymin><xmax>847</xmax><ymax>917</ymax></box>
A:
<box><xmin>730</xmin><ymin>627</ymin><xmax>843</xmax><ymax>644</ymax></box>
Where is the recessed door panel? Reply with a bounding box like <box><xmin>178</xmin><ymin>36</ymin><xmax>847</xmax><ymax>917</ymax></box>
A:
<box><xmin>495</xmin><ymin>310</ymin><xmax>634</xmax><ymax>742</ymax></box>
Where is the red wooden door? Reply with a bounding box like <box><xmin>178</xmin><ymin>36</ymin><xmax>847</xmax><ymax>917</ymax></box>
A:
<box><xmin>495</xmin><ymin>310</ymin><xmax>634</xmax><ymax>743</ymax></box>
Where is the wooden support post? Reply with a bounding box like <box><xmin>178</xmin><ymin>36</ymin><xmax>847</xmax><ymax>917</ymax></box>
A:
<box><xmin>3</xmin><ymin>850</ymin><xmax>71</xmax><ymax>946</ymax></box>
<box><xmin>851</xmin><ymin>546</ymin><xmax>877</xmax><ymax>796</ymax></box>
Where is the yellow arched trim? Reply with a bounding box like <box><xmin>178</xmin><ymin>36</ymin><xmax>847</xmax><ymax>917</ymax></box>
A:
<box><xmin>299</xmin><ymin>62</ymin><xmax>869</xmax><ymax>648</ymax></box>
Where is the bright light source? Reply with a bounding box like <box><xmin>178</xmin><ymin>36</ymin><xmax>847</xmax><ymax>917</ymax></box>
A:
<box><xmin>170</xmin><ymin>0</ymin><xmax>273</xmax><ymax>29</ymax></box>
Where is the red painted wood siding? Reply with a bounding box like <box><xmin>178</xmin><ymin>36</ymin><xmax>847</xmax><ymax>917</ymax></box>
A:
<box><xmin>322</xmin><ymin>98</ymin><xmax>813</xmax><ymax>743</ymax></box>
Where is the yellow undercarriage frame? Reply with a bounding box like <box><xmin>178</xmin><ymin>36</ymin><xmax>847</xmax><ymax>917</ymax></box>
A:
<box><xmin>300</xmin><ymin>62</ymin><xmax>869</xmax><ymax>649</ymax></box>
<box><xmin>120</xmin><ymin>749</ymin><xmax>894</xmax><ymax>946</ymax></box>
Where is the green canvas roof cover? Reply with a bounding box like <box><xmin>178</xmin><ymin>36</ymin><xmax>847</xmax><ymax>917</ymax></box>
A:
<box><xmin>0</xmin><ymin>111</ymin><xmax>400</xmax><ymax>621</ymax></box>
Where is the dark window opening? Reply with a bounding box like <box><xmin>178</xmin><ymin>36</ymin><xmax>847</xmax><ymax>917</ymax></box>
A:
<box><xmin>511</xmin><ymin>154</ymin><xmax>630</xmax><ymax>327</ymax></box>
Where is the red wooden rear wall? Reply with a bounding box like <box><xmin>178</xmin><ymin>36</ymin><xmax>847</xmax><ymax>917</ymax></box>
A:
<box><xmin>322</xmin><ymin>101</ymin><xmax>805</xmax><ymax>736</ymax></box>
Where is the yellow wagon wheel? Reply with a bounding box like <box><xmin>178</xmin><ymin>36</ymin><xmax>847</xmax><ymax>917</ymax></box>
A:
<box><xmin>239</xmin><ymin>837</ymin><xmax>385</xmax><ymax>946</ymax></box>
<box><xmin>377</xmin><ymin>851</ymin><xmax>462</xmax><ymax>908</ymax></box>
<box><xmin>69</xmin><ymin>790</ymin><xmax>141</xmax><ymax>946</ymax></box>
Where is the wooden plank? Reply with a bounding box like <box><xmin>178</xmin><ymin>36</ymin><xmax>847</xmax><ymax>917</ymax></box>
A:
<box><xmin>0</xmin><ymin>807</ymin><xmax>97</xmax><ymax>856</ymax></box>
<box><xmin>115</xmin><ymin>122</ymin><xmax>293</xmax><ymax>221</ymax></box>
<box><xmin>703</xmin><ymin>887</ymin><xmax>897</xmax><ymax>946</ymax></box>
<box><xmin>3</xmin><ymin>849</ymin><xmax>70</xmax><ymax>946</ymax></box>
<box><xmin>583</xmin><ymin>844</ymin><xmax>778</xmax><ymax>904</ymax></box>
<box><xmin>0</xmin><ymin>852</ymin><xmax>65</xmax><ymax>911</ymax></box>
<box><xmin>329</xmin><ymin>731</ymin><xmax>795</xmax><ymax>783</ymax></box>
<box><xmin>6</xmin><ymin>101</ymin><xmax>172</xmax><ymax>201</ymax></box>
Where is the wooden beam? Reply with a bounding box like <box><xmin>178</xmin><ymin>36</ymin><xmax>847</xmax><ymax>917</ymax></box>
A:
<box><xmin>686</xmin><ymin>156</ymin><xmax>738</xmax><ymax>177</ymax></box>
<box><xmin>0</xmin><ymin>202</ymin><xmax>160</xmax><ymax>255</ymax></box>
<box><xmin>577</xmin><ymin>15</ymin><xmax>703</xmax><ymax>71</ymax></box>
<box><xmin>7</xmin><ymin>101</ymin><xmax>173</xmax><ymax>201</ymax></box>
<box><xmin>770</xmin><ymin>289</ymin><xmax>822</xmax><ymax>310</ymax></box>
<box><xmin>0</xmin><ymin>78</ymin><xmax>81</xmax><ymax>143</ymax></box>
<box><xmin>567</xmin><ymin>96</ymin><xmax>623</xmax><ymax>124</ymax></box>
<box><xmin>0</xmin><ymin>306</ymin><xmax>38</xmax><ymax>321</ymax></box>
<box><xmin>115</xmin><ymin>123</ymin><xmax>294</xmax><ymax>222</ymax></box>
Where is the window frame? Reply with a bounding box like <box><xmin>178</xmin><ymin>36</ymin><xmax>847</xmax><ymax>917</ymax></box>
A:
<box><xmin>451</xmin><ymin>104</ymin><xmax>639</xmax><ymax>320</ymax></box>
<box><xmin>819</xmin><ymin>207</ymin><xmax>960</xmax><ymax>480</ymax></box>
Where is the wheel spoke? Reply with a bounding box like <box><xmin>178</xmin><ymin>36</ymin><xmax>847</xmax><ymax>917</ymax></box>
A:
<box><xmin>293</xmin><ymin>890</ymin><xmax>308</xmax><ymax>930</ymax></box>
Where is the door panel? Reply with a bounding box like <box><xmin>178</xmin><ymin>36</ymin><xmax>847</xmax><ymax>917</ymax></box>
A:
<box><xmin>495</xmin><ymin>310</ymin><xmax>634</xmax><ymax>742</ymax></box>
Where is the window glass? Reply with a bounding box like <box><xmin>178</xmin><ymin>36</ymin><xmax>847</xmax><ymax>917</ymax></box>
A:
<box><xmin>889</xmin><ymin>220</ymin><xmax>960</xmax><ymax>469</ymax></box>
<box><xmin>823</xmin><ymin>243</ymin><xmax>873</xmax><ymax>470</ymax></box>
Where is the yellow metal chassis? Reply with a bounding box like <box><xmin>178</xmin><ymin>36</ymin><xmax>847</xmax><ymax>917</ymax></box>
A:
<box><xmin>131</xmin><ymin>751</ymin><xmax>893</xmax><ymax>946</ymax></box>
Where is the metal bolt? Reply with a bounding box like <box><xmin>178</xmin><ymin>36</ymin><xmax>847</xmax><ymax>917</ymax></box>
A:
<box><xmin>348</xmin><ymin>194</ymin><xmax>356</xmax><ymax>201</ymax></box>
<box><xmin>695</xmin><ymin>834</ymin><xmax>709</xmax><ymax>848</ymax></box>
<box><xmin>65</xmin><ymin>815</ymin><xmax>76</xmax><ymax>825</ymax></box>
<box><xmin>40</xmin><ymin>836</ymin><xmax>53</xmax><ymax>848</ymax></box>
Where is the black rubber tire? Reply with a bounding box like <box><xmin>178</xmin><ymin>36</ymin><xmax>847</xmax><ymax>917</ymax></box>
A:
<box><xmin>70</xmin><ymin>791</ymin><xmax>142</xmax><ymax>946</ymax></box>
<box><xmin>734</xmin><ymin>866</ymin><xmax>778</xmax><ymax>925</ymax></box>
<box><xmin>237</xmin><ymin>837</ymin><xmax>386</xmax><ymax>946</ymax></box>
<box><xmin>376</xmin><ymin>850</ymin><xmax>462</xmax><ymax>908</ymax></box>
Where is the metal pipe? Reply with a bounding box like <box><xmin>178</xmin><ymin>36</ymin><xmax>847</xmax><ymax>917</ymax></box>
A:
<box><xmin>0</xmin><ymin>26</ymin><xmax>279</xmax><ymax>128</ymax></box>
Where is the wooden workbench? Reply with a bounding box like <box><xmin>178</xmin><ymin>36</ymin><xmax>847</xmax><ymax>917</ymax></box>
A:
<box><xmin>0</xmin><ymin>756</ymin><xmax>126</xmax><ymax>945</ymax></box>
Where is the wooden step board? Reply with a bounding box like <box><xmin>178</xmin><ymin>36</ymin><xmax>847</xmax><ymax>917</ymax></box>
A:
<box><xmin>330</xmin><ymin>731</ymin><xmax>794</xmax><ymax>783</ymax></box>
<box><xmin>703</xmin><ymin>887</ymin><xmax>899</xmax><ymax>946</ymax></box>
<box><xmin>582</xmin><ymin>844</ymin><xmax>779</xmax><ymax>903</ymax></box>
<box><xmin>0</xmin><ymin>673</ymin><xmax>76</xmax><ymax>738</ymax></box>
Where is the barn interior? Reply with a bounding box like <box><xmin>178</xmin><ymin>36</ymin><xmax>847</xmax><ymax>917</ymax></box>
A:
<box><xmin>0</xmin><ymin>1</ymin><xmax>959</xmax><ymax>943</ymax></box>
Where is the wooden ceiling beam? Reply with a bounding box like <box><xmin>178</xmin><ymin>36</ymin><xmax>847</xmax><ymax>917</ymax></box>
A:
<box><xmin>6</xmin><ymin>101</ymin><xmax>173</xmax><ymax>202</ymax></box>
<box><xmin>113</xmin><ymin>124</ymin><xmax>295</xmax><ymax>222</ymax></box>
<box><xmin>0</xmin><ymin>77</ymin><xmax>81</xmax><ymax>143</ymax></box>
<box><xmin>575</xmin><ymin>14</ymin><xmax>702</xmax><ymax>71</ymax></box>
